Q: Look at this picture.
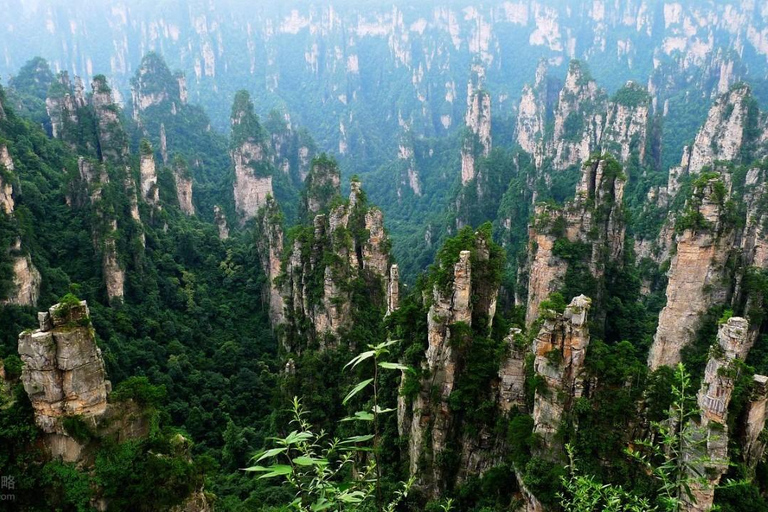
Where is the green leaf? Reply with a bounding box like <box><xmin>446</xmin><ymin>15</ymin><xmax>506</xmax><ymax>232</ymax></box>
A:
<box><xmin>292</xmin><ymin>456</ymin><xmax>328</xmax><ymax>466</ymax></box>
<box><xmin>341</xmin><ymin>411</ymin><xmax>375</xmax><ymax>422</ymax></box>
<box><xmin>340</xmin><ymin>434</ymin><xmax>375</xmax><ymax>444</ymax></box>
<box><xmin>242</xmin><ymin>465</ymin><xmax>270</xmax><ymax>472</ymax></box>
<box><xmin>254</xmin><ymin>447</ymin><xmax>287</xmax><ymax>462</ymax></box>
<box><xmin>257</xmin><ymin>464</ymin><xmax>293</xmax><ymax>479</ymax></box>
<box><xmin>342</xmin><ymin>378</ymin><xmax>373</xmax><ymax>405</ymax></box>
<box><xmin>344</xmin><ymin>350</ymin><xmax>375</xmax><ymax>370</ymax></box>
<box><xmin>378</xmin><ymin>362</ymin><xmax>410</xmax><ymax>371</ymax></box>
<box><xmin>373</xmin><ymin>405</ymin><xmax>395</xmax><ymax>414</ymax></box>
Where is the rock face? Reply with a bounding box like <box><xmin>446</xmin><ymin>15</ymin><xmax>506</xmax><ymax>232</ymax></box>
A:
<box><xmin>548</xmin><ymin>61</ymin><xmax>606</xmax><ymax>171</ymax></box>
<box><xmin>256</xmin><ymin>195</ymin><xmax>285</xmax><ymax>327</ymax></box>
<box><xmin>266</xmin><ymin>111</ymin><xmax>316</xmax><ymax>184</ymax></box>
<box><xmin>515</xmin><ymin>60</ymin><xmax>548</xmax><ymax>158</ymax></box>
<box><xmin>407</xmin><ymin>250</ymin><xmax>473</xmax><ymax>491</ymax></box>
<box><xmin>303</xmin><ymin>155</ymin><xmax>341</xmax><ymax>217</ymax></box>
<box><xmin>460</xmin><ymin>81</ymin><xmax>491</xmax><ymax>185</ymax></box>
<box><xmin>635</xmin><ymin>83</ymin><xmax>766</xmax><ymax>269</ymax></box>
<box><xmin>231</xmin><ymin>91</ymin><xmax>273</xmax><ymax>222</ymax></box>
<box><xmin>498</xmin><ymin>327</ymin><xmax>527</xmax><ymax>413</ymax></box>
<box><xmin>648</xmin><ymin>173</ymin><xmax>734</xmax><ymax>370</ymax></box>
<box><xmin>19</xmin><ymin>300</ymin><xmax>109</xmax><ymax>459</ymax></box>
<box><xmin>396</xmin><ymin>131</ymin><xmax>422</xmax><ymax>197</ymax></box>
<box><xmin>387</xmin><ymin>264</ymin><xmax>400</xmax><ymax>315</ymax></box>
<box><xmin>130</xmin><ymin>52</ymin><xmax>186</xmax><ymax>120</ymax></box>
<box><xmin>683</xmin><ymin>317</ymin><xmax>750</xmax><ymax>512</ymax></box>
<box><xmin>139</xmin><ymin>141</ymin><xmax>160</xmax><ymax>208</ymax></box>
<box><xmin>515</xmin><ymin>60</ymin><xmax>651</xmax><ymax>174</ymax></box>
<box><xmin>46</xmin><ymin>71</ymin><xmax>85</xmax><ymax>143</ymax></box>
<box><xmin>277</xmin><ymin>178</ymin><xmax>393</xmax><ymax>352</ymax></box>
<box><xmin>213</xmin><ymin>205</ymin><xmax>229</xmax><ymax>239</ymax></box>
<box><xmin>401</xmin><ymin>228</ymin><xmax>503</xmax><ymax>495</ymax></box>
<box><xmin>174</xmin><ymin>158</ymin><xmax>195</xmax><ymax>215</ymax></box>
<box><xmin>688</xmin><ymin>84</ymin><xmax>752</xmax><ymax>175</ymax></box>
<box><xmin>523</xmin><ymin>154</ymin><xmax>625</xmax><ymax>325</ymax></box>
<box><xmin>740</xmin><ymin>375</ymin><xmax>768</xmax><ymax>476</ymax></box>
<box><xmin>0</xmin><ymin>145</ymin><xmax>42</xmax><ymax>307</ymax></box>
<box><xmin>531</xmin><ymin>295</ymin><xmax>591</xmax><ymax>460</ymax></box>
<box><xmin>5</xmin><ymin>240</ymin><xmax>42</xmax><ymax>307</ymax></box>
<box><xmin>601</xmin><ymin>82</ymin><xmax>651</xmax><ymax>163</ymax></box>
<box><xmin>76</xmin><ymin>157</ymin><xmax>126</xmax><ymax>303</ymax></box>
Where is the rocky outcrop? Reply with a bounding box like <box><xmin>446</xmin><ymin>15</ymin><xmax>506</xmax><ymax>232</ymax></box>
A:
<box><xmin>689</xmin><ymin>84</ymin><xmax>753</xmax><ymax>174</ymax></box>
<box><xmin>256</xmin><ymin>195</ymin><xmax>285</xmax><ymax>327</ymax></box>
<box><xmin>130</xmin><ymin>53</ymin><xmax>186</xmax><ymax>120</ymax></box>
<box><xmin>601</xmin><ymin>82</ymin><xmax>651</xmax><ymax>164</ymax></box>
<box><xmin>407</xmin><ymin>250</ymin><xmax>472</xmax><ymax>489</ymax></box>
<box><xmin>139</xmin><ymin>141</ymin><xmax>160</xmax><ymax>209</ymax></box>
<box><xmin>498</xmin><ymin>327</ymin><xmax>527</xmax><ymax>413</ymax></box>
<box><xmin>515</xmin><ymin>60</ymin><xmax>548</xmax><ymax>158</ymax></box>
<box><xmin>683</xmin><ymin>317</ymin><xmax>750</xmax><ymax>511</ymax></box>
<box><xmin>549</xmin><ymin>61</ymin><xmax>607</xmax><ymax>171</ymax></box>
<box><xmin>524</xmin><ymin>154</ymin><xmax>625</xmax><ymax>325</ymax></box>
<box><xmin>4</xmin><ymin>239</ymin><xmax>42</xmax><ymax>307</ymax></box>
<box><xmin>387</xmin><ymin>264</ymin><xmax>399</xmax><ymax>315</ymax></box>
<box><xmin>278</xmin><ymin>179</ymin><xmax>393</xmax><ymax>352</ymax></box>
<box><xmin>46</xmin><ymin>72</ymin><xmax>85</xmax><ymax>143</ymax></box>
<box><xmin>531</xmin><ymin>295</ymin><xmax>591</xmax><ymax>460</ymax></box>
<box><xmin>231</xmin><ymin>91</ymin><xmax>273</xmax><ymax>222</ymax></box>
<box><xmin>214</xmin><ymin>205</ymin><xmax>229</xmax><ymax>239</ymax></box>
<box><xmin>0</xmin><ymin>145</ymin><xmax>42</xmax><ymax>307</ymax></box>
<box><xmin>303</xmin><ymin>155</ymin><xmax>341</xmax><ymax>217</ymax></box>
<box><xmin>76</xmin><ymin>157</ymin><xmax>125</xmax><ymax>303</ymax></box>
<box><xmin>396</xmin><ymin>131</ymin><xmax>422</xmax><ymax>197</ymax></box>
<box><xmin>174</xmin><ymin>158</ymin><xmax>195</xmax><ymax>215</ymax></box>
<box><xmin>19</xmin><ymin>300</ymin><xmax>109</xmax><ymax>459</ymax></box>
<box><xmin>648</xmin><ymin>172</ymin><xmax>735</xmax><ymax>370</ymax></box>
<box><xmin>402</xmin><ymin>227</ymin><xmax>503</xmax><ymax>495</ymax></box>
<box><xmin>740</xmin><ymin>375</ymin><xmax>768</xmax><ymax>477</ymax></box>
<box><xmin>266</xmin><ymin>111</ymin><xmax>316</xmax><ymax>184</ymax></box>
<box><xmin>460</xmin><ymin>88</ymin><xmax>491</xmax><ymax>185</ymax></box>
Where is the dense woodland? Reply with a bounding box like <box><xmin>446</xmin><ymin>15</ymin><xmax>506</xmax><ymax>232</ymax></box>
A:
<box><xmin>1</xmin><ymin>5</ymin><xmax>768</xmax><ymax>509</ymax></box>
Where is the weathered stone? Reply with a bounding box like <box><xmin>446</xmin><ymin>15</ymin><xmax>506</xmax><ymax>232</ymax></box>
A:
<box><xmin>524</xmin><ymin>155</ymin><xmax>624</xmax><ymax>326</ymax></box>
<box><xmin>174</xmin><ymin>159</ymin><xmax>195</xmax><ymax>215</ymax></box>
<box><xmin>498</xmin><ymin>328</ymin><xmax>527</xmax><ymax>413</ymax></box>
<box><xmin>741</xmin><ymin>375</ymin><xmax>768</xmax><ymax>475</ymax></box>
<box><xmin>683</xmin><ymin>317</ymin><xmax>750</xmax><ymax>511</ymax></box>
<box><xmin>140</xmin><ymin>147</ymin><xmax>160</xmax><ymax>208</ymax></box>
<box><xmin>387</xmin><ymin>264</ymin><xmax>400</xmax><ymax>315</ymax></box>
<box><xmin>532</xmin><ymin>295</ymin><xmax>591</xmax><ymax>461</ymax></box>
<box><xmin>648</xmin><ymin>175</ymin><xmax>734</xmax><ymax>370</ymax></box>
<box><xmin>19</xmin><ymin>300</ymin><xmax>109</xmax><ymax>437</ymax></box>
<box><xmin>214</xmin><ymin>205</ymin><xmax>229</xmax><ymax>239</ymax></box>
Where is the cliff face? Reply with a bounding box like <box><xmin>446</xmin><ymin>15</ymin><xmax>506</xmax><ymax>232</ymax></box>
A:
<box><xmin>515</xmin><ymin>61</ymin><xmax>548</xmax><ymax>159</ymax></box>
<box><xmin>401</xmin><ymin>227</ymin><xmax>504</xmax><ymax>495</ymax></box>
<box><xmin>549</xmin><ymin>61</ymin><xmax>607</xmax><ymax>171</ymax></box>
<box><xmin>303</xmin><ymin>156</ymin><xmax>341</xmax><ymax>217</ymax></box>
<box><xmin>266</xmin><ymin>111</ymin><xmax>316</xmax><ymax>184</ymax></box>
<box><xmin>0</xmin><ymin>144</ymin><xmax>42</xmax><ymax>306</ymax></box>
<box><xmin>277</xmin><ymin>178</ymin><xmax>394</xmax><ymax>352</ymax></box>
<box><xmin>174</xmin><ymin>158</ymin><xmax>195</xmax><ymax>216</ymax></box>
<box><xmin>19</xmin><ymin>300</ymin><xmax>110</xmax><ymax>460</ymax></box>
<box><xmin>256</xmin><ymin>195</ymin><xmax>286</xmax><ymax>327</ymax></box>
<box><xmin>524</xmin><ymin>154</ymin><xmax>625</xmax><ymax>325</ymax></box>
<box><xmin>231</xmin><ymin>91</ymin><xmax>273</xmax><ymax>222</ymax></box>
<box><xmin>213</xmin><ymin>205</ymin><xmax>229</xmax><ymax>239</ymax></box>
<box><xmin>648</xmin><ymin>173</ymin><xmax>735</xmax><ymax>370</ymax></box>
<box><xmin>396</xmin><ymin>131</ymin><xmax>422</xmax><ymax>197</ymax></box>
<box><xmin>46</xmin><ymin>71</ymin><xmax>86</xmax><ymax>143</ymax></box>
<box><xmin>688</xmin><ymin>84</ymin><xmax>752</xmax><ymax>175</ymax></box>
<box><xmin>139</xmin><ymin>142</ymin><xmax>160</xmax><ymax>209</ymax></box>
<box><xmin>460</xmin><ymin>84</ymin><xmax>491</xmax><ymax>185</ymax></box>
<box><xmin>741</xmin><ymin>375</ymin><xmax>768</xmax><ymax>476</ymax></box>
<box><xmin>531</xmin><ymin>295</ymin><xmax>591</xmax><ymax>460</ymax></box>
<box><xmin>130</xmin><ymin>52</ymin><xmax>186</xmax><ymax>121</ymax></box>
<box><xmin>601</xmin><ymin>82</ymin><xmax>651</xmax><ymax>164</ymax></box>
<box><xmin>76</xmin><ymin>157</ymin><xmax>125</xmax><ymax>303</ymax></box>
<box><xmin>684</xmin><ymin>317</ymin><xmax>750</xmax><ymax>511</ymax></box>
